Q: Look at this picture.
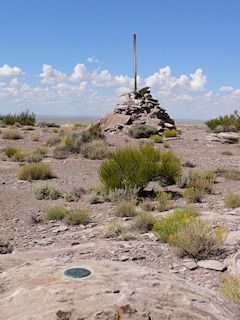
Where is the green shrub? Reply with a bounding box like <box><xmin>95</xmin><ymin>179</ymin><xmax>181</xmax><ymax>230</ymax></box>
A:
<box><xmin>153</xmin><ymin>212</ymin><xmax>193</xmax><ymax>243</ymax></box>
<box><xmin>220</xmin><ymin>276</ymin><xmax>240</xmax><ymax>305</ymax></box>
<box><xmin>2</xmin><ymin>129</ymin><xmax>22</xmax><ymax>140</ymax></box>
<box><xmin>52</xmin><ymin>128</ymin><xmax>59</xmax><ymax>133</ymax></box>
<box><xmin>33</xmin><ymin>182</ymin><xmax>59</xmax><ymax>200</ymax></box>
<box><xmin>149</xmin><ymin>135</ymin><xmax>163</xmax><ymax>143</ymax></box>
<box><xmin>176</xmin><ymin>172</ymin><xmax>190</xmax><ymax>188</ymax></box>
<box><xmin>130</xmin><ymin>124</ymin><xmax>158</xmax><ymax>139</ymax></box>
<box><xmin>5</xmin><ymin>147</ymin><xmax>17</xmax><ymax>158</ymax></box>
<box><xmin>114</xmin><ymin>199</ymin><xmax>136</xmax><ymax>217</ymax></box>
<box><xmin>46</xmin><ymin>135</ymin><xmax>62</xmax><ymax>146</ymax></box>
<box><xmin>223</xmin><ymin>169</ymin><xmax>240</xmax><ymax>180</ymax></box>
<box><xmin>106</xmin><ymin>185</ymin><xmax>140</xmax><ymax>202</ymax></box>
<box><xmin>11</xmin><ymin>149</ymin><xmax>28</xmax><ymax>162</ymax></box>
<box><xmin>64</xmin><ymin>134</ymin><xmax>75</xmax><ymax>152</ymax></box>
<box><xmin>155</xmin><ymin>191</ymin><xmax>173</xmax><ymax>212</ymax></box>
<box><xmin>225</xmin><ymin>124</ymin><xmax>238</xmax><ymax>132</ymax></box>
<box><xmin>213</xmin><ymin>125</ymin><xmax>224</xmax><ymax>133</ymax></box>
<box><xmin>44</xmin><ymin>206</ymin><xmax>69</xmax><ymax>220</ymax></box>
<box><xmin>205</xmin><ymin>110</ymin><xmax>240</xmax><ymax>131</ymax></box>
<box><xmin>188</xmin><ymin>178</ymin><xmax>214</xmax><ymax>194</ymax></box>
<box><xmin>163</xmin><ymin>129</ymin><xmax>177</xmax><ymax>137</ymax></box>
<box><xmin>188</xmin><ymin>168</ymin><xmax>216</xmax><ymax>181</ymax></box>
<box><xmin>99</xmin><ymin>144</ymin><xmax>161</xmax><ymax>191</ymax></box>
<box><xmin>174</xmin><ymin>205</ymin><xmax>201</xmax><ymax>217</ymax></box>
<box><xmin>25</xmin><ymin>151</ymin><xmax>43</xmax><ymax>163</ymax></box>
<box><xmin>81</xmin><ymin>140</ymin><xmax>109</xmax><ymax>159</ymax></box>
<box><xmin>52</xmin><ymin>145</ymin><xmax>68</xmax><ymax>159</ymax></box>
<box><xmin>132</xmin><ymin>212</ymin><xmax>157</xmax><ymax>232</ymax></box>
<box><xmin>64</xmin><ymin>207</ymin><xmax>91</xmax><ymax>225</ymax></box>
<box><xmin>182</xmin><ymin>187</ymin><xmax>206</xmax><ymax>203</ymax></box>
<box><xmin>0</xmin><ymin>120</ymin><xmax>6</xmax><ymax>128</ymax></box>
<box><xmin>32</xmin><ymin>134</ymin><xmax>40</xmax><ymax>141</ymax></box>
<box><xmin>22</xmin><ymin>125</ymin><xmax>35</xmax><ymax>131</ymax></box>
<box><xmin>0</xmin><ymin>239</ymin><xmax>14</xmax><ymax>254</ymax></box>
<box><xmin>88</xmin><ymin>122</ymin><xmax>105</xmax><ymax>139</ymax></box>
<box><xmin>89</xmin><ymin>194</ymin><xmax>102</xmax><ymax>204</ymax></box>
<box><xmin>35</xmin><ymin>146</ymin><xmax>48</xmax><ymax>155</ymax></box>
<box><xmin>0</xmin><ymin>109</ymin><xmax>36</xmax><ymax>126</ymax></box>
<box><xmin>64</xmin><ymin>187</ymin><xmax>85</xmax><ymax>202</ymax></box>
<box><xmin>158</xmin><ymin>152</ymin><xmax>182</xmax><ymax>186</ymax></box>
<box><xmin>163</xmin><ymin>142</ymin><xmax>170</xmax><ymax>148</ymax></box>
<box><xmin>169</xmin><ymin>220</ymin><xmax>228</xmax><ymax>259</ymax></box>
<box><xmin>9</xmin><ymin>124</ymin><xmax>17</xmax><ymax>129</ymax></box>
<box><xmin>224</xmin><ymin>191</ymin><xmax>240</xmax><ymax>208</ymax></box>
<box><xmin>17</xmin><ymin>163</ymin><xmax>55</xmax><ymax>181</ymax></box>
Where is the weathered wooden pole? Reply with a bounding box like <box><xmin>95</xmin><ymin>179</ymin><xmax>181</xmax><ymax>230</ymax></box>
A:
<box><xmin>134</xmin><ymin>34</ymin><xmax>137</xmax><ymax>94</ymax></box>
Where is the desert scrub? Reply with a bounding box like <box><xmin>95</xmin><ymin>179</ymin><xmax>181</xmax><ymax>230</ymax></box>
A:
<box><xmin>176</xmin><ymin>172</ymin><xmax>190</xmax><ymax>188</ymax></box>
<box><xmin>46</xmin><ymin>135</ymin><xmax>62</xmax><ymax>146</ymax></box>
<box><xmin>37</xmin><ymin>121</ymin><xmax>60</xmax><ymax>128</ymax></box>
<box><xmin>5</xmin><ymin>147</ymin><xmax>17</xmax><ymax>158</ymax></box>
<box><xmin>22</xmin><ymin>125</ymin><xmax>35</xmax><ymax>130</ymax></box>
<box><xmin>114</xmin><ymin>199</ymin><xmax>136</xmax><ymax>217</ymax></box>
<box><xmin>52</xmin><ymin>128</ymin><xmax>59</xmax><ymax>133</ymax></box>
<box><xmin>223</xmin><ymin>168</ymin><xmax>240</xmax><ymax>181</ymax></box>
<box><xmin>155</xmin><ymin>191</ymin><xmax>173</xmax><ymax>212</ymax></box>
<box><xmin>102</xmin><ymin>220</ymin><xmax>127</xmax><ymax>238</ymax></box>
<box><xmin>149</xmin><ymin>134</ymin><xmax>163</xmax><ymax>143</ymax></box>
<box><xmin>33</xmin><ymin>182</ymin><xmax>59</xmax><ymax>200</ymax></box>
<box><xmin>81</xmin><ymin>140</ymin><xmax>109</xmax><ymax>160</ymax></box>
<box><xmin>188</xmin><ymin>168</ymin><xmax>216</xmax><ymax>182</ymax></box>
<box><xmin>130</xmin><ymin>124</ymin><xmax>158</xmax><ymax>139</ymax></box>
<box><xmin>44</xmin><ymin>206</ymin><xmax>69</xmax><ymax>220</ymax></box>
<box><xmin>89</xmin><ymin>194</ymin><xmax>102</xmax><ymax>204</ymax></box>
<box><xmin>88</xmin><ymin>122</ymin><xmax>105</xmax><ymax>139</ymax></box>
<box><xmin>132</xmin><ymin>212</ymin><xmax>157</xmax><ymax>232</ymax></box>
<box><xmin>220</xmin><ymin>150</ymin><xmax>233</xmax><ymax>156</ymax></box>
<box><xmin>2</xmin><ymin>129</ymin><xmax>22</xmax><ymax>140</ymax></box>
<box><xmin>188</xmin><ymin>178</ymin><xmax>214</xmax><ymax>194</ymax></box>
<box><xmin>35</xmin><ymin>145</ymin><xmax>48</xmax><ymax>155</ymax></box>
<box><xmin>182</xmin><ymin>187</ymin><xmax>205</xmax><ymax>203</ymax></box>
<box><xmin>17</xmin><ymin>163</ymin><xmax>55</xmax><ymax>181</ymax></box>
<box><xmin>220</xmin><ymin>276</ymin><xmax>240</xmax><ymax>305</ymax></box>
<box><xmin>141</xmin><ymin>199</ymin><xmax>156</xmax><ymax>211</ymax></box>
<box><xmin>0</xmin><ymin>109</ymin><xmax>36</xmax><ymax>126</ymax></box>
<box><xmin>174</xmin><ymin>205</ymin><xmax>201</xmax><ymax>217</ymax></box>
<box><xmin>11</xmin><ymin>149</ymin><xmax>28</xmax><ymax>162</ymax></box>
<box><xmin>64</xmin><ymin>207</ymin><xmax>91</xmax><ymax>225</ymax></box>
<box><xmin>205</xmin><ymin>110</ymin><xmax>240</xmax><ymax>131</ymax></box>
<box><xmin>32</xmin><ymin>134</ymin><xmax>40</xmax><ymax>141</ymax></box>
<box><xmin>63</xmin><ymin>187</ymin><xmax>86</xmax><ymax>202</ymax></box>
<box><xmin>163</xmin><ymin>129</ymin><xmax>177</xmax><ymax>137</ymax></box>
<box><xmin>0</xmin><ymin>239</ymin><xmax>14</xmax><ymax>254</ymax></box>
<box><xmin>163</xmin><ymin>142</ymin><xmax>170</xmax><ymax>148</ymax></box>
<box><xmin>52</xmin><ymin>145</ymin><xmax>68</xmax><ymax>159</ymax></box>
<box><xmin>224</xmin><ymin>191</ymin><xmax>240</xmax><ymax>208</ymax></box>
<box><xmin>105</xmin><ymin>185</ymin><xmax>140</xmax><ymax>203</ymax></box>
<box><xmin>99</xmin><ymin>144</ymin><xmax>161</xmax><ymax>191</ymax></box>
<box><xmin>158</xmin><ymin>152</ymin><xmax>182</xmax><ymax>186</ymax></box>
<box><xmin>153</xmin><ymin>211</ymin><xmax>194</xmax><ymax>243</ymax></box>
<box><xmin>168</xmin><ymin>220</ymin><xmax>228</xmax><ymax>259</ymax></box>
<box><xmin>25</xmin><ymin>150</ymin><xmax>43</xmax><ymax>163</ymax></box>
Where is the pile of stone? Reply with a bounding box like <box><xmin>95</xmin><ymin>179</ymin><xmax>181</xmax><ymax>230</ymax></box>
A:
<box><xmin>100</xmin><ymin>87</ymin><xmax>175</xmax><ymax>133</ymax></box>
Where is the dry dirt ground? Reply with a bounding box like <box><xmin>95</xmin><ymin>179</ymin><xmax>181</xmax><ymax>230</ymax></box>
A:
<box><xmin>0</xmin><ymin>121</ymin><xmax>240</xmax><ymax>319</ymax></box>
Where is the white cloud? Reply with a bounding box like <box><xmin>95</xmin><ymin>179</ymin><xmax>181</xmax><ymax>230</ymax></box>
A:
<box><xmin>0</xmin><ymin>64</ymin><xmax>26</xmax><ymax>80</ymax></box>
<box><xmin>68</xmin><ymin>63</ymin><xmax>91</xmax><ymax>82</ymax></box>
<box><xmin>145</xmin><ymin>66</ymin><xmax>207</xmax><ymax>93</ymax></box>
<box><xmin>114</xmin><ymin>87</ymin><xmax>132</xmax><ymax>96</ymax></box>
<box><xmin>219</xmin><ymin>86</ymin><xmax>234</xmax><ymax>92</ymax></box>
<box><xmin>87</xmin><ymin>56</ymin><xmax>100</xmax><ymax>64</ymax></box>
<box><xmin>39</xmin><ymin>64</ymin><xmax>67</xmax><ymax>84</ymax></box>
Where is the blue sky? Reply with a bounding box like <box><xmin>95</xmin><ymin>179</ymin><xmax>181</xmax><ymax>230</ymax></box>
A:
<box><xmin>0</xmin><ymin>0</ymin><xmax>240</xmax><ymax>120</ymax></box>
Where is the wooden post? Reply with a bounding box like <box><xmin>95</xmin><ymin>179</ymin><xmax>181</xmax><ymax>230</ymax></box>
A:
<box><xmin>134</xmin><ymin>34</ymin><xmax>137</xmax><ymax>94</ymax></box>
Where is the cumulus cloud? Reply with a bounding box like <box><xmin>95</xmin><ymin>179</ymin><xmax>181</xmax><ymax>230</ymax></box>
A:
<box><xmin>0</xmin><ymin>64</ymin><xmax>26</xmax><ymax>80</ymax></box>
<box><xmin>145</xmin><ymin>66</ymin><xmax>207</xmax><ymax>93</ymax></box>
<box><xmin>219</xmin><ymin>86</ymin><xmax>234</xmax><ymax>92</ymax></box>
<box><xmin>39</xmin><ymin>64</ymin><xmax>67</xmax><ymax>84</ymax></box>
<box><xmin>68</xmin><ymin>63</ymin><xmax>91</xmax><ymax>82</ymax></box>
<box><xmin>114</xmin><ymin>86</ymin><xmax>132</xmax><ymax>96</ymax></box>
<box><xmin>87</xmin><ymin>56</ymin><xmax>100</xmax><ymax>64</ymax></box>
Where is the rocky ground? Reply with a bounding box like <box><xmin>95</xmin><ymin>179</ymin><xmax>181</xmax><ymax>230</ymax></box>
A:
<box><xmin>0</xmin><ymin>121</ymin><xmax>240</xmax><ymax>319</ymax></box>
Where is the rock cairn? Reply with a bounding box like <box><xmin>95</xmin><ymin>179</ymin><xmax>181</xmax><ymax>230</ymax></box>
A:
<box><xmin>100</xmin><ymin>87</ymin><xmax>175</xmax><ymax>133</ymax></box>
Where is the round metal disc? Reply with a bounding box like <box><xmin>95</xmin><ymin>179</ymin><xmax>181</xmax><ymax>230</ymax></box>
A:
<box><xmin>64</xmin><ymin>268</ymin><xmax>91</xmax><ymax>279</ymax></box>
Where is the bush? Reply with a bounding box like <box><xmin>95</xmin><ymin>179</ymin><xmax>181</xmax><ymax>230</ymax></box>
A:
<box><xmin>32</xmin><ymin>134</ymin><xmax>40</xmax><ymax>141</ymax></box>
<box><xmin>221</xmin><ymin>151</ymin><xmax>233</xmax><ymax>156</ymax></box>
<box><xmin>2</xmin><ymin>129</ymin><xmax>22</xmax><ymax>140</ymax></box>
<box><xmin>22</xmin><ymin>125</ymin><xmax>35</xmax><ymax>131</ymax></box>
<box><xmin>114</xmin><ymin>199</ymin><xmax>136</xmax><ymax>217</ymax></box>
<box><xmin>102</xmin><ymin>220</ymin><xmax>126</xmax><ymax>238</ymax></box>
<box><xmin>99</xmin><ymin>144</ymin><xmax>161</xmax><ymax>191</ymax></box>
<box><xmin>163</xmin><ymin>129</ymin><xmax>177</xmax><ymax>137</ymax></box>
<box><xmin>89</xmin><ymin>194</ymin><xmax>102</xmax><ymax>204</ymax></box>
<box><xmin>106</xmin><ymin>185</ymin><xmax>140</xmax><ymax>202</ymax></box>
<box><xmin>224</xmin><ymin>191</ymin><xmax>240</xmax><ymax>208</ymax></box>
<box><xmin>11</xmin><ymin>149</ymin><xmax>27</xmax><ymax>162</ymax></box>
<box><xmin>25</xmin><ymin>151</ymin><xmax>43</xmax><ymax>163</ymax></box>
<box><xmin>0</xmin><ymin>109</ymin><xmax>36</xmax><ymax>126</ymax></box>
<box><xmin>64</xmin><ymin>207</ymin><xmax>91</xmax><ymax>225</ymax></box>
<box><xmin>81</xmin><ymin>140</ymin><xmax>109</xmax><ymax>160</ymax></box>
<box><xmin>33</xmin><ymin>182</ymin><xmax>59</xmax><ymax>200</ymax></box>
<box><xmin>213</xmin><ymin>125</ymin><xmax>224</xmax><ymax>133</ymax></box>
<box><xmin>9</xmin><ymin>125</ymin><xmax>17</xmax><ymax>129</ymax></box>
<box><xmin>158</xmin><ymin>152</ymin><xmax>182</xmax><ymax>186</ymax></box>
<box><xmin>35</xmin><ymin>146</ymin><xmax>48</xmax><ymax>155</ymax></box>
<box><xmin>163</xmin><ymin>142</ymin><xmax>170</xmax><ymax>148</ymax></box>
<box><xmin>174</xmin><ymin>205</ymin><xmax>201</xmax><ymax>217</ymax></box>
<box><xmin>155</xmin><ymin>191</ymin><xmax>173</xmax><ymax>211</ymax></box>
<box><xmin>52</xmin><ymin>128</ymin><xmax>59</xmax><ymax>133</ymax></box>
<box><xmin>44</xmin><ymin>206</ymin><xmax>69</xmax><ymax>220</ymax></box>
<box><xmin>37</xmin><ymin>121</ymin><xmax>60</xmax><ymax>128</ymax></box>
<box><xmin>5</xmin><ymin>147</ymin><xmax>17</xmax><ymax>158</ymax></box>
<box><xmin>149</xmin><ymin>135</ymin><xmax>163</xmax><ymax>143</ymax></box>
<box><xmin>17</xmin><ymin>163</ymin><xmax>55</xmax><ymax>181</ymax></box>
<box><xmin>52</xmin><ymin>145</ymin><xmax>68</xmax><ymax>159</ymax></box>
<box><xmin>46</xmin><ymin>135</ymin><xmax>62</xmax><ymax>146</ymax></box>
<box><xmin>132</xmin><ymin>212</ymin><xmax>157</xmax><ymax>232</ymax></box>
<box><xmin>188</xmin><ymin>168</ymin><xmax>216</xmax><ymax>181</ymax></box>
<box><xmin>220</xmin><ymin>276</ymin><xmax>240</xmax><ymax>305</ymax></box>
<box><xmin>0</xmin><ymin>239</ymin><xmax>14</xmax><ymax>254</ymax></box>
<box><xmin>223</xmin><ymin>169</ymin><xmax>240</xmax><ymax>180</ymax></box>
<box><xmin>188</xmin><ymin>178</ymin><xmax>214</xmax><ymax>194</ymax></box>
<box><xmin>168</xmin><ymin>219</ymin><xmax>228</xmax><ymax>259</ymax></box>
<box><xmin>88</xmin><ymin>122</ymin><xmax>105</xmax><ymax>139</ymax></box>
<box><xmin>205</xmin><ymin>110</ymin><xmax>240</xmax><ymax>131</ymax></box>
<box><xmin>153</xmin><ymin>211</ymin><xmax>193</xmax><ymax>243</ymax></box>
<box><xmin>182</xmin><ymin>187</ymin><xmax>206</xmax><ymax>203</ymax></box>
<box><xmin>130</xmin><ymin>124</ymin><xmax>158</xmax><ymax>139</ymax></box>
<box><xmin>140</xmin><ymin>199</ymin><xmax>156</xmax><ymax>211</ymax></box>
<box><xmin>176</xmin><ymin>172</ymin><xmax>190</xmax><ymax>188</ymax></box>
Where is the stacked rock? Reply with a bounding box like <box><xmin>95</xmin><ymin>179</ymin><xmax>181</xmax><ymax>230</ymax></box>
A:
<box><xmin>100</xmin><ymin>87</ymin><xmax>175</xmax><ymax>133</ymax></box>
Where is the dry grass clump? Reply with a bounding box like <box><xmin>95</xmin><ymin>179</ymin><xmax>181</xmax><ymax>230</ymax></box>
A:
<box><xmin>102</xmin><ymin>220</ymin><xmax>127</xmax><ymax>239</ymax></box>
<box><xmin>132</xmin><ymin>212</ymin><xmax>157</xmax><ymax>232</ymax></box>
<box><xmin>32</xmin><ymin>134</ymin><xmax>40</xmax><ymax>141</ymax></box>
<box><xmin>174</xmin><ymin>205</ymin><xmax>201</xmax><ymax>217</ymax></box>
<box><xmin>149</xmin><ymin>135</ymin><xmax>163</xmax><ymax>143</ymax></box>
<box><xmin>2</xmin><ymin>129</ymin><xmax>22</xmax><ymax>140</ymax></box>
<box><xmin>224</xmin><ymin>191</ymin><xmax>240</xmax><ymax>208</ymax></box>
<box><xmin>130</xmin><ymin>124</ymin><xmax>158</xmax><ymax>138</ymax></box>
<box><xmin>220</xmin><ymin>276</ymin><xmax>240</xmax><ymax>305</ymax></box>
<box><xmin>220</xmin><ymin>150</ymin><xmax>233</xmax><ymax>156</ymax></box>
<box><xmin>223</xmin><ymin>169</ymin><xmax>240</xmax><ymax>181</ymax></box>
<box><xmin>114</xmin><ymin>199</ymin><xmax>136</xmax><ymax>217</ymax></box>
<box><xmin>46</xmin><ymin>135</ymin><xmax>62</xmax><ymax>146</ymax></box>
<box><xmin>81</xmin><ymin>140</ymin><xmax>109</xmax><ymax>160</ymax></box>
<box><xmin>35</xmin><ymin>145</ymin><xmax>48</xmax><ymax>155</ymax></box>
<box><xmin>163</xmin><ymin>142</ymin><xmax>170</xmax><ymax>148</ymax></box>
<box><xmin>17</xmin><ymin>163</ymin><xmax>55</xmax><ymax>181</ymax></box>
<box><xmin>33</xmin><ymin>182</ymin><xmax>59</xmax><ymax>200</ymax></box>
<box><xmin>188</xmin><ymin>168</ymin><xmax>216</xmax><ymax>181</ymax></box>
<box><xmin>188</xmin><ymin>178</ymin><xmax>214</xmax><ymax>194</ymax></box>
<box><xmin>155</xmin><ymin>191</ymin><xmax>173</xmax><ymax>212</ymax></box>
<box><xmin>52</xmin><ymin>145</ymin><xmax>68</xmax><ymax>159</ymax></box>
<box><xmin>182</xmin><ymin>187</ymin><xmax>206</xmax><ymax>203</ymax></box>
<box><xmin>64</xmin><ymin>187</ymin><xmax>85</xmax><ymax>202</ymax></box>
<box><xmin>44</xmin><ymin>206</ymin><xmax>69</xmax><ymax>220</ymax></box>
<box><xmin>44</xmin><ymin>206</ymin><xmax>90</xmax><ymax>225</ymax></box>
<box><xmin>141</xmin><ymin>199</ymin><xmax>156</xmax><ymax>211</ymax></box>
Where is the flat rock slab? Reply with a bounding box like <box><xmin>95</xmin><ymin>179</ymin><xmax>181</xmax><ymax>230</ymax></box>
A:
<box><xmin>197</xmin><ymin>260</ymin><xmax>227</xmax><ymax>272</ymax></box>
<box><xmin>0</xmin><ymin>247</ymin><xmax>239</xmax><ymax>320</ymax></box>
